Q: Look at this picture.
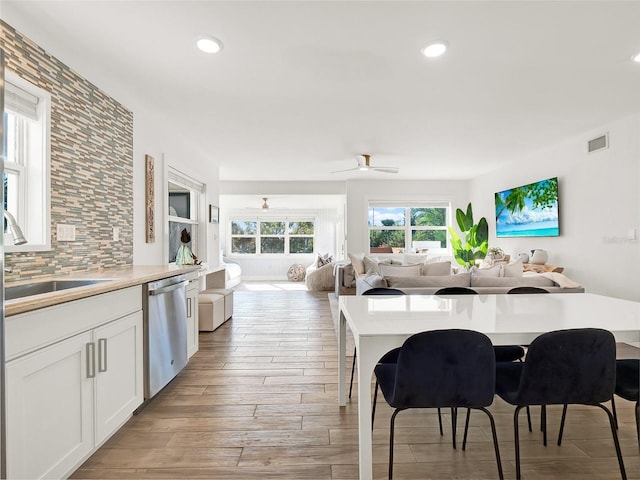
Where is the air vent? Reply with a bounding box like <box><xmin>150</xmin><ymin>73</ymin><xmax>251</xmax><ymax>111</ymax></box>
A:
<box><xmin>588</xmin><ymin>133</ymin><xmax>608</xmax><ymax>153</ymax></box>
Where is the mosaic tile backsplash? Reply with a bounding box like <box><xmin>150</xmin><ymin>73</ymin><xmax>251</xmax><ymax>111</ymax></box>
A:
<box><xmin>1</xmin><ymin>21</ymin><xmax>134</xmax><ymax>281</ymax></box>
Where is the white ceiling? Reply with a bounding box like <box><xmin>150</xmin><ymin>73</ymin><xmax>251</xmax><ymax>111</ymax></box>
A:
<box><xmin>3</xmin><ymin>1</ymin><xmax>640</xmax><ymax>182</ymax></box>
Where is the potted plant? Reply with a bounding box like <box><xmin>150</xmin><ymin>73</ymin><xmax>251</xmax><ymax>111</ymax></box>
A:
<box><xmin>448</xmin><ymin>203</ymin><xmax>488</xmax><ymax>270</ymax></box>
<box><xmin>487</xmin><ymin>246</ymin><xmax>505</xmax><ymax>261</ymax></box>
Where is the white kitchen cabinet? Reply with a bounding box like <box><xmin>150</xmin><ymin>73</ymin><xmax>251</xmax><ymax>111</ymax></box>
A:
<box><xmin>186</xmin><ymin>275</ymin><xmax>199</xmax><ymax>358</ymax></box>
<box><xmin>94</xmin><ymin>312</ymin><xmax>143</xmax><ymax>444</ymax></box>
<box><xmin>6</xmin><ymin>331</ymin><xmax>94</xmax><ymax>480</ymax></box>
<box><xmin>5</xmin><ymin>286</ymin><xmax>143</xmax><ymax>480</ymax></box>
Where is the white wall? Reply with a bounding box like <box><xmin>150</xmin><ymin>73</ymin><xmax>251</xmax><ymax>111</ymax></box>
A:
<box><xmin>345</xmin><ymin>179</ymin><xmax>471</xmax><ymax>256</ymax></box>
<box><xmin>132</xmin><ymin>110</ymin><xmax>220</xmax><ymax>266</ymax></box>
<box><xmin>470</xmin><ymin>113</ymin><xmax>640</xmax><ymax>301</ymax></box>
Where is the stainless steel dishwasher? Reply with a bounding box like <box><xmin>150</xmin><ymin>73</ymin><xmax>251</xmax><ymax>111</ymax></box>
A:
<box><xmin>143</xmin><ymin>275</ymin><xmax>189</xmax><ymax>399</ymax></box>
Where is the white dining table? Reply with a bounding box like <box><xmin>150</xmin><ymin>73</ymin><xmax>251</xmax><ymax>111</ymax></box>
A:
<box><xmin>337</xmin><ymin>292</ymin><xmax>640</xmax><ymax>480</ymax></box>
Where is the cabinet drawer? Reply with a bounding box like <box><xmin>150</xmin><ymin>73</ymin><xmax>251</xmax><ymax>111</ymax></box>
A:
<box><xmin>6</xmin><ymin>285</ymin><xmax>142</xmax><ymax>361</ymax></box>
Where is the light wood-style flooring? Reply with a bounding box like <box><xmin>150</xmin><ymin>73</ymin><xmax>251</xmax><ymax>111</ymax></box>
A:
<box><xmin>72</xmin><ymin>288</ymin><xmax>640</xmax><ymax>479</ymax></box>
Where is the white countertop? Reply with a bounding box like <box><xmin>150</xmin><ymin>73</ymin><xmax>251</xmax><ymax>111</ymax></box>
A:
<box><xmin>5</xmin><ymin>265</ymin><xmax>204</xmax><ymax>316</ymax></box>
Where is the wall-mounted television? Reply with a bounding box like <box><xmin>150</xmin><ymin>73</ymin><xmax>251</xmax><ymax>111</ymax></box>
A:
<box><xmin>495</xmin><ymin>177</ymin><xmax>559</xmax><ymax>237</ymax></box>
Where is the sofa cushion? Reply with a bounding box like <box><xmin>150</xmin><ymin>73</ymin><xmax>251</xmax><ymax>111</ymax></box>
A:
<box><xmin>502</xmin><ymin>258</ymin><xmax>524</xmax><ymax>278</ymax></box>
<box><xmin>470</xmin><ymin>275</ymin><xmax>556</xmax><ymax>288</ymax></box>
<box><xmin>349</xmin><ymin>253</ymin><xmax>365</xmax><ymax>275</ymax></box>
<box><xmin>362</xmin><ymin>274</ymin><xmax>388</xmax><ymax>289</ymax></box>
<box><xmin>379</xmin><ymin>263</ymin><xmax>422</xmax><ymax>277</ymax></box>
<box><xmin>421</xmin><ymin>261</ymin><xmax>452</xmax><ymax>276</ymax></box>
<box><xmin>386</xmin><ymin>272</ymin><xmax>471</xmax><ymax>289</ymax></box>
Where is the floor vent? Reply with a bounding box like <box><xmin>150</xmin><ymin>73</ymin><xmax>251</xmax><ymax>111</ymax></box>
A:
<box><xmin>588</xmin><ymin>133</ymin><xmax>608</xmax><ymax>153</ymax></box>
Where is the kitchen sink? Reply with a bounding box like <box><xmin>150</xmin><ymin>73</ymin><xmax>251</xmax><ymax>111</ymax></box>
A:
<box><xmin>5</xmin><ymin>279</ymin><xmax>110</xmax><ymax>301</ymax></box>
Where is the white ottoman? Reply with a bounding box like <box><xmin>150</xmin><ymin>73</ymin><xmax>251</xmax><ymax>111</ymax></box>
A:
<box><xmin>201</xmin><ymin>288</ymin><xmax>233</xmax><ymax>320</ymax></box>
<box><xmin>198</xmin><ymin>293</ymin><xmax>225</xmax><ymax>331</ymax></box>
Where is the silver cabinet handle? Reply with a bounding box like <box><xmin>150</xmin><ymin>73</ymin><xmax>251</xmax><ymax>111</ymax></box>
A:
<box><xmin>187</xmin><ymin>297</ymin><xmax>192</xmax><ymax>318</ymax></box>
<box><xmin>98</xmin><ymin>338</ymin><xmax>108</xmax><ymax>372</ymax></box>
<box><xmin>86</xmin><ymin>342</ymin><xmax>96</xmax><ymax>378</ymax></box>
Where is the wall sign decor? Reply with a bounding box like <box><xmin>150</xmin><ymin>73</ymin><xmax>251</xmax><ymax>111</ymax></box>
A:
<box><xmin>145</xmin><ymin>154</ymin><xmax>155</xmax><ymax>243</ymax></box>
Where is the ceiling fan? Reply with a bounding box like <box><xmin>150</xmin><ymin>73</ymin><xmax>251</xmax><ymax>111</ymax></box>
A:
<box><xmin>331</xmin><ymin>154</ymin><xmax>399</xmax><ymax>174</ymax></box>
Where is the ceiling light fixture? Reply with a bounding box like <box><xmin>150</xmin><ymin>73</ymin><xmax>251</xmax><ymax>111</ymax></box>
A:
<box><xmin>197</xmin><ymin>35</ymin><xmax>223</xmax><ymax>54</ymax></box>
<box><xmin>422</xmin><ymin>41</ymin><xmax>448</xmax><ymax>58</ymax></box>
<box><xmin>632</xmin><ymin>52</ymin><xmax>640</xmax><ymax>63</ymax></box>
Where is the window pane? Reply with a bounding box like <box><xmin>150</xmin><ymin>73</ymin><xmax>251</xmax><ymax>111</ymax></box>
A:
<box><xmin>411</xmin><ymin>229</ymin><xmax>447</xmax><ymax>248</ymax></box>
<box><xmin>232</xmin><ymin>237</ymin><xmax>256</xmax><ymax>254</ymax></box>
<box><xmin>289</xmin><ymin>221</ymin><xmax>314</xmax><ymax>235</ymax></box>
<box><xmin>290</xmin><ymin>237</ymin><xmax>313</xmax><ymax>253</ymax></box>
<box><xmin>261</xmin><ymin>237</ymin><xmax>284</xmax><ymax>253</ymax></box>
<box><xmin>369</xmin><ymin>230</ymin><xmax>405</xmax><ymax>248</ymax></box>
<box><xmin>232</xmin><ymin>221</ymin><xmax>257</xmax><ymax>235</ymax></box>
<box><xmin>261</xmin><ymin>221</ymin><xmax>285</xmax><ymax>235</ymax></box>
<box><xmin>368</xmin><ymin>207</ymin><xmax>405</xmax><ymax>227</ymax></box>
<box><xmin>410</xmin><ymin>208</ymin><xmax>446</xmax><ymax>226</ymax></box>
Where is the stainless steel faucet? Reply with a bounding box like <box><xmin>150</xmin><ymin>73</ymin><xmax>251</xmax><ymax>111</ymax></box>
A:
<box><xmin>3</xmin><ymin>210</ymin><xmax>27</xmax><ymax>245</ymax></box>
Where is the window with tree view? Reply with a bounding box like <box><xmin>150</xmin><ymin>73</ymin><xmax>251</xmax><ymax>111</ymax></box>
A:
<box><xmin>368</xmin><ymin>205</ymin><xmax>449</xmax><ymax>253</ymax></box>
<box><xmin>231</xmin><ymin>219</ymin><xmax>314</xmax><ymax>254</ymax></box>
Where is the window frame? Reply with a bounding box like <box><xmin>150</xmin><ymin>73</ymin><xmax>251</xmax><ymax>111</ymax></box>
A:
<box><xmin>3</xmin><ymin>71</ymin><xmax>51</xmax><ymax>252</ymax></box>
<box><xmin>230</xmin><ymin>216</ymin><xmax>315</xmax><ymax>256</ymax></box>
<box><xmin>167</xmin><ymin>167</ymin><xmax>205</xmax><ymax>264</ymax></box>
<box><xmin>367</xmin><ymin>203</ymin><xmax>451</xmax><ymax>255</ymax></box>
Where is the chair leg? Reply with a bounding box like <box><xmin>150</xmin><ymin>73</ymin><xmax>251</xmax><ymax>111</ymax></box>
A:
<box><xmin>389</xmin><ymin>409</ymin><xmax>402</xmax><ymax>480</ymax></box>
<box><xmin>595</xmin><ymin>403</ymin><xmax>627</xmax><ymax>480</ymax></box>
<box><xmin>541</xmin><ymin>404</ymin><xmax>547</xmax><ymax>446</ymax></box>
<box><xmin>611</xmin><ymin>395</ymin><xmax>619</xmax><ymax>429</ymax></box>
<box><xmin>514</xmin><ymin>405</ymin><xmax>525</xmax><ymax>480</ymax></box>
<box><xmin>526</xmin><ymin>406</ymin><xmax>532</xmax><ymax>432</ymax></box>
<box><xmin>348</xmin><ymin>347</ymin><xmax>357</xmax><ymax>399</ymax></box>
<box><xmin>636</xmin><ymin>401</ymin><xmax>639</xmax><ymax>448</ymax></box>
<box><xmin>451</xmin><ymin>407</ymin><xmax>457</xmax><ymax>449</ymax></box>
<box><xmin>557</xmin><ymin>404</ymin><xmax>568</xmax><ymax>446</ymax></box>
<box><xmin>372</xmin><ymin>381</ymin><xmax>379</xmax><ymax>431</ymax></box>
<box><xmin>478</xmin><ymin>407</ymin><xmax>504</xmax><ymax>480</ymax></box>
<box><xmin>462</xmin><ymin>408</ymin><xmax>471</xmax><ymax>451</ymax></box>
<box><xmin>437</xmin><ymin>408</ymin><xmax>443</xmax><ymax>436</ymax></box>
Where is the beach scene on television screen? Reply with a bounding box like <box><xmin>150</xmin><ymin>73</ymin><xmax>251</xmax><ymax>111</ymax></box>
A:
<box><xmin>495</xmin><ymin>177</ymin><xmax>559</xmax><ymax>237</ymax></box>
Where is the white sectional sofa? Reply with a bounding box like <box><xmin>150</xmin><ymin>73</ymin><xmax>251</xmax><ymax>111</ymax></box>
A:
<box><xmin>336</xmin><ymin>253</ymin><xmax>584</xmax><ymax>295</ymax></box>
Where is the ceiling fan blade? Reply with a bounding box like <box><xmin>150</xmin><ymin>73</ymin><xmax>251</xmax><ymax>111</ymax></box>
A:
<box><xmin>372</xmin><ymin>167</ymin><xmax>399</xmax><ymax>174</ymax></box>
<box><xmin>330</xmin><ymin>167</ymin><xmax>359</xmax><ymax>174</ymax></box>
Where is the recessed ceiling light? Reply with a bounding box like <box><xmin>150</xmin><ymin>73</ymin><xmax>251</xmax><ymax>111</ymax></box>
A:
<box><xmin>632</xmin><ymin>52</ymin><xmax>640</xmax><ymax>63</ymax></box>
<box><xmin>422</xmin><ymin>41</ymin><xmax>448</xmax><ymax>58</ymax></box>
<box><xmin>197</xmin><ymin>36</ymin><xmax>223</xmax><ymax>54</ymax></box>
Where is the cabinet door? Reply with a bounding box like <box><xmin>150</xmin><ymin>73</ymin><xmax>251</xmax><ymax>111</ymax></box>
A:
<box><xmin>186</xmin><ymin>280</ymin><xmax>199</xmax><ymax>358</ymax></box>
<box><xmin>6</xmin><ymin>331</ymin><xmax>94</xmax><ymax>480</ymax></box>
<box><xmin>94</xmin><ymin>311</ymin><xmax>144</xmax><ymax>445</ymax></box>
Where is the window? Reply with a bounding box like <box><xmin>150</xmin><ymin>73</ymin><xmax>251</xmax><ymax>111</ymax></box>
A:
<box><xmin>368</xmin><ymin>204</ymin><xmax>449</xmax><ymax>253</ymax></box>
<box><xmin>231</xmin><ymin>218</ymin><xmax>314</xmax><ymax>255</ymax></box>
<box><xmin>168</xmin><ymin>168</ymin><xmax>204</xmax><ymax>263</ymax></box>
<box><xmin>3</xmin><ymin>72</ymin><xmax>51</xmax><ymax>251</ymax></box>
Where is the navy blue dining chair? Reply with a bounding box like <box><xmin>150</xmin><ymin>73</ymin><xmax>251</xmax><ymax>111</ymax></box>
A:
<box><xmin>611</xmin><ymin>359</ymin><xmax>639</xmax><ymax>446</ymax></box>
<box><xmin>374</xmin><ymin>329</ymin><xmax>503</xmax><ymax>480</ymax></box>
<box><xmin>494</xmin><ymin>328</ymin><xmax>625</xmax><ymax>480</ymax></box>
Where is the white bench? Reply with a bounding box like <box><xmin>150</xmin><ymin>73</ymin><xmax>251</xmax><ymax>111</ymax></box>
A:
<box><xmin>198</xmin><ymin>293</ymin><xmax>225</xmax><ymax>331</ymax></box>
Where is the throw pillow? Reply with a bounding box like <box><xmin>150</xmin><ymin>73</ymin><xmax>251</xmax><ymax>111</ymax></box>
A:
<box><xmin>502</xmin><ymin>258</ymin><xmax>524</xmax><ymax>278</ymax></box>
<box><xmin>363</xmin><ymin>255</ymin><xmax>381</xmax><ymax>275</ymax></box>
<box><xmin>379</xmin><ymin>263</ymin><xmax>422</xmax><ymax>277</ymax></box>
<box><xmin>402</xmin><ymin>253</ymin><xmax>429</xmax><ymax>266</ymax></box>
<box><xmin>348</xmin><ymin>253</ymin><xmax>365</xmax><ymax>275</ymax></box>
<box><xmin>421</xmin><ymin>261</ymin><xmax>452</xmax><ymax>276</ymax></box>
<box><xmin>316</xmin><ymin>253</ymin><xmax>333</xmax><ymax>268</ymax></box>
<box><xmin>472</xmin><ymin>264</ymin><xmax>502</xmax><ymax>277</ymax></box>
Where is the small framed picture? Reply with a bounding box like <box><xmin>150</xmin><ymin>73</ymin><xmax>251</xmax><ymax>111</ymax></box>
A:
<box><xmin>209</xmin><ymin>205</ymin><xmax>219</xmax><ymax>224</ymax></box>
